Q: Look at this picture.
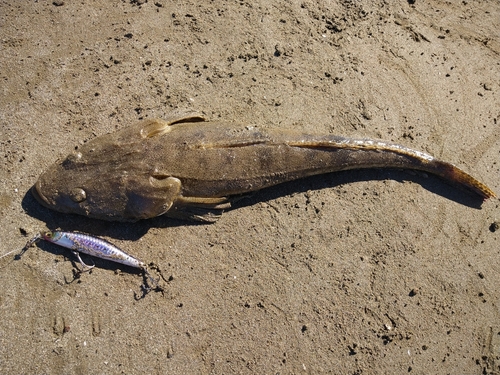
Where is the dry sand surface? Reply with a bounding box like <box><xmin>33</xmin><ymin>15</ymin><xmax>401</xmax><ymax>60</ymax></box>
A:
<box><xmin>1</xmin><ymin>1</ymin><xmax>499</xmax><ymax>374</ymax></box>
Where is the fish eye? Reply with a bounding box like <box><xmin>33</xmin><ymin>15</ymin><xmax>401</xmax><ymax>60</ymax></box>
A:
<box><xmin>71</xmin><ymin>152</ymin><xmax>83</xmax><ymax>161</ymax></box>
<box><xmin>69</xmin><ymin>187</ymin><xmax>87</xmax><ymax>203</ymax></box>
<box><xmin>62</xmin><ymin>152</ymin><xmax>83</xmax><ymax>168</ymax></box>
<box><xmin>43</xmin><ymin>232</ymin><xmax>53</xmax><ymax>238</ymax></box>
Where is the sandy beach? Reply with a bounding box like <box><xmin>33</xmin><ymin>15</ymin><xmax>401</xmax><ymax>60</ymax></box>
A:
<box><xmin>0</xmin><ymin>1</ymin><xmax>499</xmax><ymax>373</ymax></box>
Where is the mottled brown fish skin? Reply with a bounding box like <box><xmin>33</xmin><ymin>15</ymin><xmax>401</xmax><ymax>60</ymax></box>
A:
<box><xmin>32</xmin><ymin>113</ymin><xmax>496</xmax><ymax>222</ymax></box>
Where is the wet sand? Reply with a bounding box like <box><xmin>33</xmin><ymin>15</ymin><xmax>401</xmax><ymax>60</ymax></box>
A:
<box><xmin>1</xmin><ymin>1</ymin><xmax>499</xmax><ymax>373</ymax></box>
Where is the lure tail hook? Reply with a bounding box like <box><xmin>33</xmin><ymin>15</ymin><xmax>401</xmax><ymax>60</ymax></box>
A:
<box><xmin>142</xmin><ymin>268</ymin><xmax>163</xmax><ymax>291</ymax></box>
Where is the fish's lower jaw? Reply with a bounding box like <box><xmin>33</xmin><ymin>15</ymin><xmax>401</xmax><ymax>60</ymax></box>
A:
<box><xmin>31</xmin><ymin>181</ymin><xmax>51</xmax><ymax>208</ymax></box>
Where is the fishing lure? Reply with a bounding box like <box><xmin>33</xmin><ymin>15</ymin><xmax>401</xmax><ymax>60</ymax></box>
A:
<box><xmin>21</xmin><ymin>231</ymin><xmax>158</xmax><ymax>289</ymax></box>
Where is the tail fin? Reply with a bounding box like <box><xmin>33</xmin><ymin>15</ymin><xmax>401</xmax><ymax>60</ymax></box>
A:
<box><xmin>426</xmin><ymin>159</ymin><xmax>496</xmax><ymax>199</ymax></box>
<box><xmin>286</xmin><ymin>137</ymin><xmax>496</xmax><ymax>200</ymax></box>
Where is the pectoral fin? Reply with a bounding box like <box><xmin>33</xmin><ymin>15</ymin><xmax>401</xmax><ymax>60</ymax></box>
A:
<box><xmin>124</xmin><ymin>176</ymin><xmax>183</xmax><ymax>221</ymax></box>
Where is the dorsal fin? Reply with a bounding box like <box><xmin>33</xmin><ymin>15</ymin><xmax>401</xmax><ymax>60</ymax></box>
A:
<box><xmin>140</xmin><ymin>111</ymin><xmax>206</xmax><ymax>138</ymax></box>
<box><xmin>163</xmin><ymin>111</ymin><xmax>206</xmax><ymax>125</ymax></box>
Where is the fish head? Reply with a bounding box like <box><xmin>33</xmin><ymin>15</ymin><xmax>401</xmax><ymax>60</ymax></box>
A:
<box><xmin>32</xmin><ymin>122</ymin><xmax>183</xmax><ymax>222</ymax></box>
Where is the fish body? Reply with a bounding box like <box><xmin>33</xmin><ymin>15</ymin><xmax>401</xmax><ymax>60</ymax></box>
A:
<box><xmin>32</xmin><ymin>112</ymin><xmax>496</xmax><ymax>222</ymax></box>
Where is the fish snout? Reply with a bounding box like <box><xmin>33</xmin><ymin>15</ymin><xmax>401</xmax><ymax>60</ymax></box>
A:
<box><xmin>32</xmin><ymin>178</ymin><xmax>52</xmax><ymax>208</ymax></box>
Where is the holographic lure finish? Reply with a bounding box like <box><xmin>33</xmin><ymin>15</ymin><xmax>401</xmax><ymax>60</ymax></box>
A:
<box><xmin>19</xmin><ymin>231</ymin><xmax>161</xmax><ymax>294</ymax></box>
<box><xmin>40</xmin><ymin>231</ymin><xmax>146</xmax><ymax>269</ymax></box>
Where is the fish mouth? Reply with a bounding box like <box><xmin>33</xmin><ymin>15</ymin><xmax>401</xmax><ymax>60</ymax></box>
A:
<box><xmin>31</xmin><ymin>179</ymin><xmax>51</xmax><ymax>208</ymax></box>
